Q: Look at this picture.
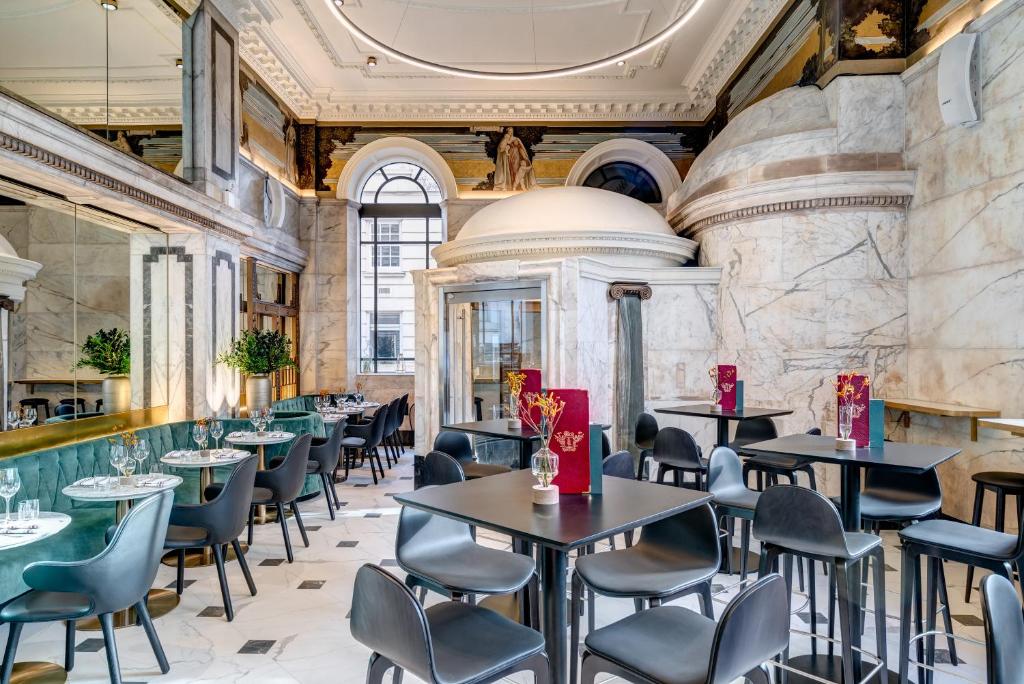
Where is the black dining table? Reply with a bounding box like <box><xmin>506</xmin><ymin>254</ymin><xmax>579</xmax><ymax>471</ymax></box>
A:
<box><xmin>441</xmin><ymin>419</ymin><xmax>541</xmax><ymax>469</ymax></box>
<box><xmin>394</xmin><ymin>469</ymin><xmax>712</xmax><ymax>684</ymax></box>
<box><xmin>739</xmin><ymin>433</ymin><xmax>962</xmax><ymax>531</ymax></box>
<box><xmin>655</xmin><ymin>404</ymin><xmax>794</xmax><ymax>447</ymax></box>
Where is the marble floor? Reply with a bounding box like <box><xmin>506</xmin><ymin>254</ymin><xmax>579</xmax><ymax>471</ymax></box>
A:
<box><xmin>9</xmin><ymin>453</ymin><xmax>992</xmax><ymax>683</ymax></box>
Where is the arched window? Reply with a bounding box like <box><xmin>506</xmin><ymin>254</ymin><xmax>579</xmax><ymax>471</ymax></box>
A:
<box><xmin>581</xmin><ymin>161</ymin><xmax>662</xmax><ymax>204</ymax></box>
<box><xmin>359</xmin><ymin>163</ymin><xmax>444</xmax><ymax>373</ymax></box>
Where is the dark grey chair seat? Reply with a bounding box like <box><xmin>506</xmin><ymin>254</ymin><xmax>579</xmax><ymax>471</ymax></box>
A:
<box><xmin>0</xmin><ymin>591</ymin><xmax>93</xmax><ymax>623</ymax></box>
<box><xmin>972</xmin><ymin>471</ymin><xmax>1024</xmax><ymax>492</ymax></box>
<box><xmin>425</xmin><ymin>600</ymin><xmax>545</xmax><ymax>684</ymax></box>
<box><xmin>204</xmin><ymin>483</ymin><xmax>273</xmax><ymax>504</ymax></box>
<box><xmin>163</xmin><ymin>524</ymin><xmax>211</xmax><ymax>549</ymax></box>
<box><xmin>574</xmin><ymin>545</ymin><xmax>717</xmax><ymax>598</ymax></box>
<box><xmin>400</xmin><ymin>544</ymin><xmax>535</xmax><ymax>596</ymax></box>
<box><xmin>900</xmin><ymin>519</ymin><xmax>1017</xmax><ymax>559</ymax></box>
<box><xmin>711</xmin><ymin>486</ymin><xmax>759</xmax><ymax>511</ymax></box>
<box><xmin>341</xmin><ymin>436</ymin><xmax>366</xmax><ymax>449</ymax></box>
<box><xmin>846</xmin><ymin>490</ymin><xmax>941</xmax><ymax>521</ymax></box>
<box><xmin>586</xmin><ymin>604</ymin><xmax>715</xmax><ymax>684</ymax></box>
<box><xmin>461</xmin><ymin>461</ymin><xmax>512</xmax><ymax>479</ymax></box>
<box><xmin>840</xmin><ymin>532</ymin><xmax>884</xmax><ymax>559</ymax></box>
<box><xmin>744</xmin><ymin>453</ymin><xmax>811</xmax><ymax>470</ymax></box>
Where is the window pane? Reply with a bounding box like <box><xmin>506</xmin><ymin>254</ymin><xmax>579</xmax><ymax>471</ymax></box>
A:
<box><xmin>377</xmin><ymin>177</ymin><xmax>426</xmax><ymax>204</ymax></box>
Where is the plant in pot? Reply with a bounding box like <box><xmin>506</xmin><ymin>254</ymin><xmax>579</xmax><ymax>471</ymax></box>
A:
<box><xmin>217</xmin><ymin>329</ymin><xmax>296</xmax><ymax>415</ymax></box>
<box><xmin>75</xmin><ymin>328</ymin><xmax>131</xmax><ymax>415</ymax></box>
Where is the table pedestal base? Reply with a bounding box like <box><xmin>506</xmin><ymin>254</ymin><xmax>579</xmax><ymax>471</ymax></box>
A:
<box><xmin>78</xmin><ymin>589</ymin><xmax>179</xmax><ymax>631</ymax></box>
<box><xmin>786</xmin><ymin>655</ymin><xmax>900</xmax><ymax>684</ymax></box>
<box><xmin>721</xmin><ymin>547</ymin><xmax>761</xmax><ymax>576</ymax></box>
<box><xmin>9</xmin><ymin>662</ymin><xmax>66</xmax><ymax>684</ymax></box>
<box><xmin>160</xmin><ymin>543</ymin><xmax>248</xmax><ymax>568</ymax></box>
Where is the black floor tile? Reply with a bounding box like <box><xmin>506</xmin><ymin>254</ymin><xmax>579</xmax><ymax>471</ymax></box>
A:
<box><xmin>952</xmin><ymin>613</ymin><xmax>984</xmax><ymax>627</ymax></box>
<box><xmin>259</xmin><ymin>558</ymin><xmax>286</xmax><ymax>566</ymax></box>
<box><xmin>365</xmin><ymin>512</ymin><xmax>381</xmax><ymax>518</ymax></box>
<box><xmin>797</xmin><ymin>611</ymin><xmax>829</xmax><ymax>625</ymax></box>
<box><xmin>198</xmin><ymin>606</ymin><xmax>226</xmax><ymax>618</ymax></box>
<box><xmin>336</xmin><ymin>501</ymin><xmax>349</xmax><ymax>507</ymax></box>
<box><xmin>238</xmin><ymin>640</ymin><xmax>275</xmax><ymax>655</ymax></box>
<box><xmin>337</xmin><ymin>541</ymin><xmax>359</xmax><ymax>548</ymax></box>
<box><xmin>353</xmin><ymin>484</ymin><xmax>370</xmax><ymax>488</ymax></box>
<box><xmin>164</xmin><ymin>579</ymin><xmax>195</xmax><ymax>590</ymax></box>
<box><xmin>305</xmin><ymin>525</ymin><xmax>321</xmax><ymax>532</ymax></box>
<box><xmin>75</xmin><ymin>638</ymin><xmax>106</xmax><ymax>653</ymax></box>
<box><xmin>400</xmin><ymin>476</ymin><xmax>413</xmax><ymax>480</ymax></box>
<box><xmin>299</xmin><ymin>580</ymin><xmax>326</xmax><ymax>589</ymax></box>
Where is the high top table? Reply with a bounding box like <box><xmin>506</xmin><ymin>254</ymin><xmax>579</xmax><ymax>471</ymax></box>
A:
<box><xmin>739</xmin><ymin>433</ymin><xmax>962</xmax><ymax>531</ymax></box>
<box><xmin>440</xmin><ymin>420</ymin><xmax>541</xmax><ymax>469</ymax></box>
<box><xmin>395</xmin><ymin>469</ymin><xmax>712</xmax><ymax>684</ymax></box>
<box><xmin>654</xmin><ymin>404</ymin><xmax>793</xmax><ymax>448</ymax></box>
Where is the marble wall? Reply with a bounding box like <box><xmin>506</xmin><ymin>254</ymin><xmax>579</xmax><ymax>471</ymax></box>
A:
<box><xmin>899</xmin><ymin>0</ymin><xmax>1024</xmax><ymax>523</ymax></box>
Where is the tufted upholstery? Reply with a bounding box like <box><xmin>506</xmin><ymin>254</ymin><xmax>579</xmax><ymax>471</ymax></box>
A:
<box><xmin>0</xmin><ymin>411</ymin><xmax>326</xmax><ymax>603</ymax></box>
<box><xmin>272</xmin><ymin>396</ymin><xmax>316</xmax><ymax>413</ymax></box>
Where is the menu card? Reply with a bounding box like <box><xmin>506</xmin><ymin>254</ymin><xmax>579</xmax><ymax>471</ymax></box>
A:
<box><xmin>550</xmin><ymin>388</ymin><xmax>590</xmax><ymax>495</ymax></box>
<box><xmin>836</xmin><ymin>373</ymin><xmax>871</xmax><ymax>447</ymax></box>
<box><xmin>717</xmin><ymin>364</ymin><xmax>738</xmax><ymax>411</ymax></box>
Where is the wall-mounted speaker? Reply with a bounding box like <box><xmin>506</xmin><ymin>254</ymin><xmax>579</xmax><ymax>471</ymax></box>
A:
<box><xmin>937</xmin><ymin>32</ymin><xmax>981</xmax><ymax>128</ymax></box>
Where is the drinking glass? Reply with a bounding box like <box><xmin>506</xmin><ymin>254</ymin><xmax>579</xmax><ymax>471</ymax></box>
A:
<box><xmin>23</xmin><ymin>408</ymin><xmax>36</xmax><ymax>427</ymax></box>
<box><xmin>838</xmin><ymin>404</ymin><xmax>855</xmax><ymax>441</ymax></box>
<box><xmin>17</xmin><ymin>499</ymin><xmax>38</xmax><ymax>522</ymax></box>
<box><xmin>265</xmin><ymin>406</ymin><xmax>275</xmax><ymax>425</ymax></box>
<box><xmin>192</xmin><ymin>423</ymin><xmax>208</xmax><ymax>451</ymax></box>
<box><xmin>209</xmin><ymin>419</ymin><xmax>224</xmax><ymax>452</ymax></box>
<box><xmin>250</xmin><ymin>412</ymin><xmax>261</xmax><ymax>433</ymax></box>
<box><xmin>121</xmin><ymin>457</ymin><xmax>136</xmax><ymax>486</ymax></box>
<box><xmin>133</xmin><ymin>439</ymin><xmax>150</xmax><ymax>476</ymax></box>
<box><xmin>109</xmin><ymin>446</ymin><xmax>129</xmax><ymax>488</ymax></box>
<box><xmin>149</xmin><ymin>462</ymin><xmax>163</xmax><ymax>477</ymax></box>
<box><xmin>0</xmin><ymin>468</ymin><xmax>21</xmax><ymax>526</ymax></box>
<box><xmin>314</xmin><ymin>396</ymin><xmax>323</xmax><ymax>412</ymax></box>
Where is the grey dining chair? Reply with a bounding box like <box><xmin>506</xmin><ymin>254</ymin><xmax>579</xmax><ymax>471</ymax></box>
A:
<box><xmin>707</xmin><ymin>446</ymin><xmax>760</xmax><ymax>578</ymax></box>
<box><xmin>272</xmin><ymin>421</ymin><xmax>346</xmax><ymax>520</ymax></box>
<box><xmin>651</xmin><ymin>427</ymin><xmax>707</xmax><ymax>489</ymax></box>
<box><xmin>634</xmin><ymin>412</ymin><xmax>659</xmax><ymax>480</ymax></box>
<box><xmin>578</xmin><ymin>573</ymin><xmax>790</xmax><ymax>684</ymax></box>
<box><xmin>1</xmin><ymin>490</ymin><xmax>174</xmax><ymax>684</ymax></box>
<box><xmin>165</xmin><ymin>456</ymin><xmax>258</xmax><ymax>621</ymax></box>
<box><xmin>433</xmin><ymin>431</ymin><xmax>512</xmax><ymax>479</ymax></box>
<box><xmin>351</xmin><ymin>564</ymin><xmax>550</xmax><ymax>684</ymax></box>
<box><xmin>980</xmin><ymin>574</ymin><xmax>1024</xmax><ymax>684</ymax></box>
<box><xmin>421</xmin><ymin>451</ymin><xmax>466</xmax><ymax>487</ymax></box>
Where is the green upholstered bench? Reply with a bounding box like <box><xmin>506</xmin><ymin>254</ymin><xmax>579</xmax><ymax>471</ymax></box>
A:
<box><xmin>272</xmin><ymin>396</ymin><xmax>315</xmax><ymax>413</ymax></box>
<box><xmin>0</xmin><ymin>411</ymin><xmax>327</xmax><ymax>604</ymax></box>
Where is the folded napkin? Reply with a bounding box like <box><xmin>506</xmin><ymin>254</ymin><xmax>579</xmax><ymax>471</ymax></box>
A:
<box><xmin>76</xmin><ymin>477</ymin><xmax>97</xmax><ymax>486</ymax></box>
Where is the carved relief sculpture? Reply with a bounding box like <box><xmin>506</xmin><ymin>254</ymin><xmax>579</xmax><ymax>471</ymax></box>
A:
<box><xmin>493</xmin><ymin>127</ymin><xmax>538</xmax><ymax>192</ymax></box>
<box><xmin>283</xmin><ymin>120</ymin><xmax>298</xmax><ymax>184</ymax></box>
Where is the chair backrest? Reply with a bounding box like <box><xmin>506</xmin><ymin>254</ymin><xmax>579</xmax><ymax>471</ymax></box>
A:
<box><xmin>54</xmin><ymin>403</ymin><xmax>76</xmax><ymax>417</ymax></box>
<box><xmin>634</xmin><ymin>412</ymin><xmax>659</xmax><ymax>450</ymax></box>
<box><xmin>863</xmin><ymin>466</ymin><xmax>941</xmax><ymax>503</ymax></box>
<box><xmin>601</xmin><ymin>432</ymin><xmax>611</xmax><ymax>459</ymax></box>
<box><xmin>365</xmin><ymin>405</ymin><xmax>390</xmax><ymax>448</ymax></box>
<box><xmin>707</xmin><ymin>574</ymin><xmax>790</xmax><ymax>684</ymax></box>
<box><xmin>262</xmin><ymin>433</ymin><xmax>313</xmax><ymax>502</ymax></box>
<box><xmin>396</xmin><ymin>503</ymin><xmax>474</xmax><ymax>570</ymax></box>
<box><xmin>602</xmin><ymin>450</ymin><xmax>634</xmax><ymax>480</ymax></box>
<box><xmin>753</xmin><ymin>485</ymin><xmax>851</xmax><ymax>559</ymax></box>
<box><xmin>25</xmin><ymin>489</ymin><xmax>174</xmax><ymax>614</ymax></box>
<box><xmin>734</xmin><ymin>418</ymin><xmax>778</xmax><ymax>444</ymax></box>
<box><xmin>399</xmin><ymin>394</ymin><xmax>410</xmax><ymax>420</ymax></box>
<box><xmin>203</xmin><ymin>455</ymin><xmax>259</xmax><ymax>543</ymax></box>
<box><xmin>981</xmin><ymin>574</ymin><xmax>1024</xmax><ymax>684</ymax></box>
<box><xmin>638</xmin><ymin>503</ymin><xmax>721</xmax><ymax>568</ymax></box>
<box><xmin>309</xmin><ymin>420</ymin><xmax>346</xmax><ymax>471</ymax></box>
<box><xmin>385</xmin><ymin>397</ymin><xmax>402</xmax><ymax>435</ymax></box>
<box><xmin>422</xmin><ymin>451</ymin><xmax>465</xmax><ymax>486</ymax></box>
<box><xmin>652</xmin><ymin>427</ymin><xmax>703</xmax><ymax>468</ymax></box>
<box><xmin>432</xmin><ymin>431</ymin><xmax>474</xmax><ymax>462</ymax></box>
<box><xmin>707</xmin><ymin>446</ymin><xmax>746</xmax><ymax>497</ymax></box>
<box><xmin>351</xmin><ymin>564</ymin><xmax>435</xmax><ymax>681</ymax></box>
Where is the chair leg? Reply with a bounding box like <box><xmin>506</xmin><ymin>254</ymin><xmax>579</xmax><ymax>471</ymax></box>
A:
<box><xmin>212</xmin><ymin>544</ymin><xmax>234</xmax><ymax>622</ymax></box>
<box><xmin>233</xmin><ymin>539</ymin><xmax>257</xmax><ymax>596</ymax></box>
<box><xmin>1</xmin><ymin>622</ymin><xmax>23</xmax><ymax>683</ymax></box>
<box><xmin>898</xmin><ymin>549</ymin><xmax>916</xmax><ymax>684</ymax></box>
<box><xmin>366</xmin><ymin>653</ymin><xmax>393</xmax><ymax>684</ymax></box>
<box><xmin>291</xmin><ymin>501</ymin><xmax>310</xmax><ymax>547</ymax></box>
<box><xmin>277</xmin><ymin>502</ymin><xmax>294</xmax><ymax>563</ymax></box>
<box><xmin>373</xmin><ymin>448</ymin><xmax>386</xmax><ymax>480</ymax></box>
<box><xmin>697</xmin><ymin>582</ymin><xmax>714</xmax><ymax>619</ymax></box>
<box><xmin>834</xmin><ymin>560</ymin><xmax>857</xmax><ymax>684</ymax></box>
<box><xmin>570</xmin><ymin>572</ymin><xmax>582</xmax><ymax>684</ymax></box>
<box><xmin>331</xmin><ymin>476</ymin><xmax>342</xmax><ymax>510</ymax></box>
<box><xmin>809</xmin><ymin>558</ymin><xmax>818</xmax><ymax>658</ymax></box>
<box><xmin>925</xmin><ymin>557</ymin><xmax>938</xmax><ymax>684</ymax></box>
<box><xmin>247</xmin><ymin>505</ymin><xmax>255</xmax><ymax>546</ymax></box>
<box><xmin>367</xmin><ymin>450</ymin><xmax>379</xmax><ymax>485</ymax></box>
<box><xmin>740</xmin><ymin>518</ymin><xmax>751</xmax><ymax>579</ymax></box>
<box><xmin>523</xmin><ymin>651</ymin><xmax>551</xmax><ymax>684</ymax></box>
<box><xmin>871</xmin><ymin>548</ymin><xmax>888</xmax><ymax>674</ymax></box>
<box><xmin>135</xmin><ymin>600</ymin><xmax>170</xmax><ymax>673</ymax></box>
<box><xmin>965</xmin><ymin>482</ymin><xmax>985</xmax><ymax>602</ymax></box>
<box><xmin>321</xmin><ymin>473</ymin><xmax>336</xmax><ymax>520</ymax></box>
<box><xmin>935</xmin><ymin>560</ymin><xmax>958</xmax><ymax>665</ymax></box>
<box><xmin>65</xmin><ymin>619</ymin><xmax>75</xmax><ymax>671</ymax></box>
<box><xmin>175</xmin><ymin>549</ymin><xmax>186</xmax><ymax>594</ymax></box>
<box><xmin>98</xmin><ymin>613</ymin><xmax>122</xmax><ymax>684</ymax></box>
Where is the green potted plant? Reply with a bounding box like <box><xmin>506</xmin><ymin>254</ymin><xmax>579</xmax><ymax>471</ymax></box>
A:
<box><xmin>75</xmin><ymin>328</ymin><xmax>131</xmax><ymax>415</ymax></box>
<box><xmin>217</xmin><ymin>329</ymin><xmax>296</xmax><ymax>413</ymax></box>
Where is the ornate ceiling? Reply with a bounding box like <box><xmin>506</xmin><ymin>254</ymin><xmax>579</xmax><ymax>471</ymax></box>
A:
<box><xmin>228</xmin><ymin>0</ymin><xmax>788</xmax><ymax>122</ymax></box>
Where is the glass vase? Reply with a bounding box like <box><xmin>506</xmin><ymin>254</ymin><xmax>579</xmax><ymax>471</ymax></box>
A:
<box><xmin>531</xmin><ymin>445</ymin><xmax>559</xmax><ymax>488</ymax></box>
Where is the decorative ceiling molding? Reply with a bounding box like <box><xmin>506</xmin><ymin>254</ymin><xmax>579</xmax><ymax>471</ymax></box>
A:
<box><xmin>315</xmin><ymin>99</ymin><xmax>700</xmax><ymax>122</ymax></box>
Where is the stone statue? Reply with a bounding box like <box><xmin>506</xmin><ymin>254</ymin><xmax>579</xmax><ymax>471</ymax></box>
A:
<box><xmin>283</xmin><ymin>121</ymin><xmax>298</xmax><ymax>184</ymax></box>
<box><xmin>493</xmin><ymin>127</ymin><xmax>537</xmax><ymax>192</ymax></box>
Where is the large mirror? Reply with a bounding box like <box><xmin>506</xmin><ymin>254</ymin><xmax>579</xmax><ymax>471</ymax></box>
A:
<box><xmin>0</xmin><ymin>0</ymin><xmax>187</xmax><ymax>178</ymax></box>
<box><xmin>0</xmin><ymin>181</ymin><xmax>169</xmax><ymax>434</ymax></box>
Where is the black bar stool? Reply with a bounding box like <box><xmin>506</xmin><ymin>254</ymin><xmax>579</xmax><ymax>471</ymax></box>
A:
<box><xmin>707</xmin><ymin>446</ymin><xmax>760</xmax><ymax>578</ymax></box>
<box><xmin>651</xmin><ymin>427</ymin><xmax>707</xmax><ymax>489</ymax></box>
<box><xmin>739</xmin><ymin>423</ymin><xmax>820</xmax><ymax>491</ymax></box>
<box><xmin>634</xmin><ymin>412</ymin><xmax>658</xmax><ymax>480</ymax></box>
<box><xmin>754</xmin><ymin>485</ymin><xmax>887</xmax><ymax>684</ymax></box>
<box><xmin>965</xmin><ymin>470</ymin><xmax>1024</xmax><ymax>602</ymax></box>
<box><xmin>18</xmin><ymin>398</ymin><xmax>50</xmax><ymax>419</ymax></box>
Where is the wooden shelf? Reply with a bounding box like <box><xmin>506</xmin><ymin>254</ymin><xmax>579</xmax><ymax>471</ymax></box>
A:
<box><xmin>885</xmin><ymin>398</ymin><xmax>1001</xmax><ymax>441</ymax></box>
<box><xmin>978</xmin><ymin>418</ymin><xmax>1024</xmax><ymax>438</ymax></box>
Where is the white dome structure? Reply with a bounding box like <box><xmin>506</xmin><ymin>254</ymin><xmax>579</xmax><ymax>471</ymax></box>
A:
<box><xmin>433</xmin><ymin>186</ymin><xmax>696</xmax><ymax>268</ymax></box>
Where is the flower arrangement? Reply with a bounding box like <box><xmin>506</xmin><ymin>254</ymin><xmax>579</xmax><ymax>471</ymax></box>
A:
<box><xmin>194</xmin><ymin>417</ymin><xmax>208</xmax><ymax>428</ymax></box>
<box><xmin>108</xmin><ymin>430</ymin><xmax>138</xmax><ymax>448</ymax></box>
<box><xmin>76</xmin><ymin>328</ymin><xmax>130</xmax><ymax>376</ymax></box>
<box><xmin>708</xmin><ymin>366</ymin><xmax>722</xmax><ymax>409</ymax></box>
<box><xmin>505</xmin><ymin>370</ymin><xmax>527</xmax><ymax>427</ymax></box>
<box><xmin>519</xmin><ymin>391</ymin><xmax>565</xmax><ymax>490</ymax></box>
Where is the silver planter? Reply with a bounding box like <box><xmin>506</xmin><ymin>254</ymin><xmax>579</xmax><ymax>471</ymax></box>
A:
<box><xmin>101</xmin><ymin>375</ymin><xmax>131</xmax><ymax>415</ymax></box>
<box><xmin>245</xmin><ymin>374</ymin><xmax>272</xmax><ymax>414</ymax></box>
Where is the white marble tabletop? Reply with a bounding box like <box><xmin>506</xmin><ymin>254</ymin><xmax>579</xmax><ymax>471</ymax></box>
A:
<box><xmin>160</xmin><ymin>449</ymin><xmax>251</xmax><ymax>468</ymax></box>
<box><xmin>0</xmin><ymin>512</ymin><xmax>72</xmax><ymax>551</ymax></box>
<box><xmin>62</xmin><ymin>475</ymin><xmax>183</xmax><ymax>502</ymax></box>
<box><xmin>224</xmin><ymin>431</ymin><xmax>295</xmax><ymax>446</ymax></box>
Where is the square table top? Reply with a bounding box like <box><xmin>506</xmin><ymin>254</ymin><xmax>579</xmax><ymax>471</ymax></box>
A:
<box><xmin>441</xmin><ymin>420</ymin><xmax>541</xmax><ymax>442</ymax></box>
<box><xmin>739</xmin><ymin>433</ymin><xmax>961</xmax><ymax>472</ymax></box>
<box><xmin>655</xmin><ymin>404</ymin><xmax>794</xmax><ymax>421</ymax></box>
<box><xmin>394</xmin><ymin>469</ymin><xmax>712</xmax><ymax>551</ymax></box>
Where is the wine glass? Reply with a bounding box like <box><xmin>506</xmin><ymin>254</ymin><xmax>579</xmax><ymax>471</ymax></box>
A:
<box><xmin>192</xmin><ymin>423</ymin><xmax>208</xmax><ymax>452</ymax></box>
<box><xmin>6</xmin><ymin>411</ymin><xmax>18</xmax><ymax>430</ymax></box>
<box><xmin>133</xmin><ymin>439</ymin><xmax>150</xmax><ymax>477</ymax></box>
<box><xmin>209</xmin><ymin>419</ymin><xmax>224</xmax><ymax>453</ymax></box>
<box><xmin>249</xmin><ymin>411</ymin><xmax>261</xmax><ymax>434</ymax></box>
<box><xmin>0</xmin><ymin>468</ymin><xmax>20</xmax><ymax>527</ymax></box>
<box><xmin>109</xmin><ymin>445</ymin><xmax>129</xmax><ymax>487</ymax></box>
<box><xmin>265</xmin><ymin>406</ymin><xmax>275</xmax><ymax>425</ymax></box>
<box><xmin>23</xmin><ymin>407</ymin><xmax>36</xmax><ymax>427</ymax></box>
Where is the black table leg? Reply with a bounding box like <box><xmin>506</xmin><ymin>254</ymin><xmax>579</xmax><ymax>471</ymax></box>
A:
<box><xmin>716</xmin><ymin>418</ymin><xmax>729</xmax><ymax>448</ymax></box>
<box><xmin>539</xmin><ymin>546</ymin><xmax>568</xmax><ymax>684</ymax></box>
<box><xmin>519</xmin><ymin>439</ymin><xmax>534</xmax><ymax>470</ymax></box>
<box><xmin>839</xmin><ymin>465</ymin><xmax>862</xmax><ymax>532</ymax></box>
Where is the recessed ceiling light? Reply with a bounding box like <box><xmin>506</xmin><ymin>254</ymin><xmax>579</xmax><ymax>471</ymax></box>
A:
<box><xmin>616</xmin><ymin>60</ymin><xmax>625</xmax><ymax>66</ymax></box>
<box><xmin>100</xmin><ymin>0</ymin><xmax>118</xmax><ymax>10</ymax></box>
<box><xmin>366</xmin><ymin>56</ymin><xmax>378</xmax><ymax>68</ymax></box>
<box><xmin>175</xmin><ymin>58</ymin><xmax>184</xmax><ymax>69</ymax></box>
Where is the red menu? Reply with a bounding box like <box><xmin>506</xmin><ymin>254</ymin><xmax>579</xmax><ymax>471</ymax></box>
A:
<box><xmin>836</xmin><ymin>373</ymin><xmax>871</xmax><ymax>447</ymax></box>
<box><xmin>717</xmin><ymin>364</ymin><xmax>738</xmax><ymax>411</ymax></box>
<box><xmin>549</xmin><ymin>388</ymin><xmax>590</xmax><ymax>495</ymax></box>
<box><xmin>521</xmin><ymin>368</ymin><xmax>542</xmax><ymax>426</ymax></box>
